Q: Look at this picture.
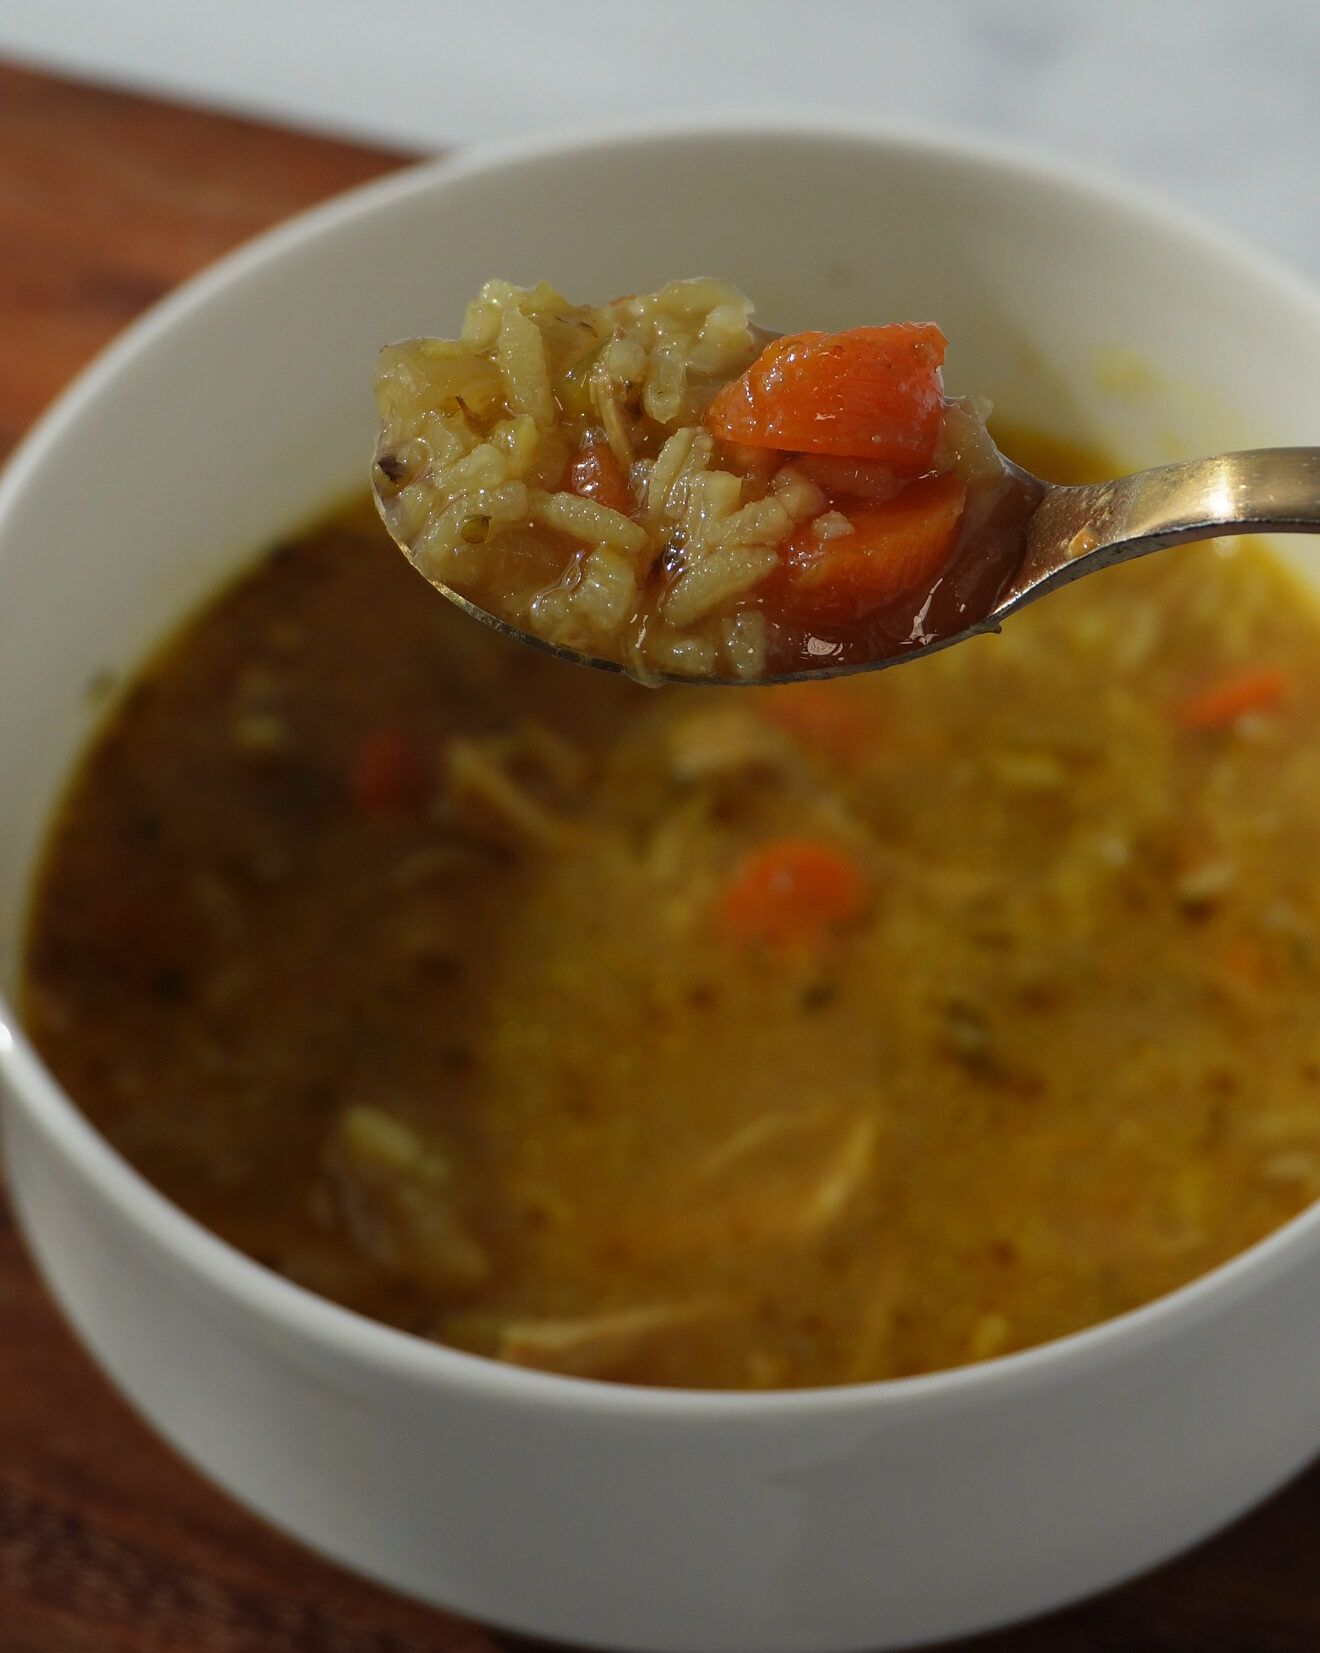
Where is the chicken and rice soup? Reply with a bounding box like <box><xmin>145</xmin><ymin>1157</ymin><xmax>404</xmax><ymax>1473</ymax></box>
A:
<box><xmin>20</xmin><ymin>425</ymin><xmax>1320</xmax><ymax>1390</ymax></box>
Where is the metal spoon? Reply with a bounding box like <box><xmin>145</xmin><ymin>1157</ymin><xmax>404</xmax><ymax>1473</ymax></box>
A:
<box><xmin>374</xmin><ymin>448</ymin><xmax>1320</xmax><ymax>685</ymax></box>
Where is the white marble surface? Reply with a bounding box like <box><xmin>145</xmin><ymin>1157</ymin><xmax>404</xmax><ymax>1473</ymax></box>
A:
<box><xmin>1</xmin><ymin>0</ymin><xmax>1318</xmax><ymax>283</ymax></box>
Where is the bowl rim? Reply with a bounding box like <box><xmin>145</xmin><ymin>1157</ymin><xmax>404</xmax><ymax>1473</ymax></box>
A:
<box><xmin>5</xmin><ymin>111</ymin><xmax>1320</xmax><ymax>1422</ymax></box>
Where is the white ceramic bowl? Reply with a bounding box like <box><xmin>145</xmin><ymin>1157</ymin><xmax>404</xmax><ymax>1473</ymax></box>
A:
<box><xmin>4</xmin><ymin>122</ymin><xmax>1320</xmax><ymax>1653</ymax></box>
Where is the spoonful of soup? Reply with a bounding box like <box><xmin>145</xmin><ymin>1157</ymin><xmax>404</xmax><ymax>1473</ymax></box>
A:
<box><xmin>372</xmin><ymin>278</ymin><xmax>1320</xmax><ymax>685</ymax></box>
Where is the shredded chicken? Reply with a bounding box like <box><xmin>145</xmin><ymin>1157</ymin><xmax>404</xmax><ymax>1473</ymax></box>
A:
<box><xmin>697</xmin><ymin>1107</ymin><xmax>880</xmax><ymax>1241</ymax></box>
<box><xmin>494</xmin><ymin>1301</ymin><xmax>726</xmax><ymax>1379</ymax></box>
<box><xmin>326</xmin><ymin>1106</ymin><xmax>489</xmax><ymax>1291</ymax></box>
<box><xmin>444</xmin><ymin>728</ymin><xmax>579</xmax><ymax>849</ymax></box>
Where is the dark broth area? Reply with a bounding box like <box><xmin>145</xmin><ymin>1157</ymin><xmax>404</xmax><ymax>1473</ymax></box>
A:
<box><xmin>21</xmin><ymin>431</ymin><xmax>1320</xmax><ymax>1388</ymax></box>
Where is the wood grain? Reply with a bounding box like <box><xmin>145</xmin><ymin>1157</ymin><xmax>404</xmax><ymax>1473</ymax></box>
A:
<box><xmin>0</xmin><ymin>60</ymin><xmax>405</xmax><ymax>457</ymax></box>
<box><xmin>0</xmin><ymin>56</ymin><xmax>1317</xmax><ymax>1653</ymax></box>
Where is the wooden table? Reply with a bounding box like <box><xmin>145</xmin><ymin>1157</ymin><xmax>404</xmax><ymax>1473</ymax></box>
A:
<box><xmin>1</xmin><ymin>59</ymin><xmax>1317</xmax><ymax>1652</ymax></box>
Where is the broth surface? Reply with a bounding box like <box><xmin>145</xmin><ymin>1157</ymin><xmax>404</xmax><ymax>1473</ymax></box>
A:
<box><xmin>22</xmin><ymin>437</ymin><xmax>1320</xmax><ymax>1388</ymax></box>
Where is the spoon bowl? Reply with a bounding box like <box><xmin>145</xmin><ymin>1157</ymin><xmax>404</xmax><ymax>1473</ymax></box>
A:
<box><xmin>373</xmin><ymin>444</ymin><xmax>1320</xmax><ymax>685</ymax></box>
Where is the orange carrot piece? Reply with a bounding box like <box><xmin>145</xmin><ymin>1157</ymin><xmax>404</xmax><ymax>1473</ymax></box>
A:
<box><xmin>705</xmin><ymin>324</ymin><xmax>947</xmax><ymax>471</ymax></box>
<box><xmin>758</xmin><ymin>681</ymin><xmax>876</xmax><ymax>764</ymax></box>
<box><xmin>800</xmin><ymin>454</ymin><xmax>903</xmax><ymax>502</ymax></box>
<box><xmin>569</xmin><ymin>440</ymin><xmax>633</xmax><ymax>516</ymax></box>
<box><xmin>350</xmin><ymin>728</ymin><xmax>418</xmax><ymax>813</ymax></box>
<box><xmin>780</xmin><ymin>473</ymin><xmax>966</xmax><ymax>625</ymax></box>
<box><xmin>1179</xmin><ymin>666</ymin><xmax>1287</xmax><ymax>730</ymax></box>
<box><xmin>715</xmin><ymin>838</ymin><xmax>870</xmax><ymax>949</ymax></box>
<box><xmin>1217</xmin><ymin>937</ymin><xmax>1271</xmax><ymax>992</ymax></box>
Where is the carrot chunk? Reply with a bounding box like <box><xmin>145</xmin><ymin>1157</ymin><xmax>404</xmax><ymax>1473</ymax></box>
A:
<box><xmin>780</xmin><ymin>473</ymin><xmax>966</xmax><ymax>626</ymax></box>
<box><xmin>350</xmin><ymin>728</ymin><xmax>419</xmax><ymax>813</ymax></box>
<box><xmin>715</xmin><ymin>839</ymin><xmax>870</xmax><ymax>949</ymax></box>
<box><xmin>799</xmin><ymin>454</ymin><xmax>903</xmax><ymax>502</ymax></box>
<box><xmin>705</xmin><ymin>323</ymin><xmax>947</xmax><ymax>471</ymax></box>
<box><xmin>569</xmin><ymin>439</ymin><xmax>633</xmax><ymax>516</ymax></box>
<box><xmin>758</xmin><ymin>681</ymin><xmax>876</xmax><ymax>764</ymax></box>
<box><xmin>1179</xmin><ymin>666</ymin><xmax>1287</xmax><ymax>730</ymax></box>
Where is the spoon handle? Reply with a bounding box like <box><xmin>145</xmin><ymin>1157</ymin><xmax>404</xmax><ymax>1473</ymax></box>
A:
<box><xmin>999</xmin><ymin>448</ymin><xmax>1320</xmax><ymax>616</ymax></box>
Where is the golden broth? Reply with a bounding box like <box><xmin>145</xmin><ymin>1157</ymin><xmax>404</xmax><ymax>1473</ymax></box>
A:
<box><xmin>22</xmin><ymin>435</ymin><xmax>1320</xmax><ymax>1388</ymax></box>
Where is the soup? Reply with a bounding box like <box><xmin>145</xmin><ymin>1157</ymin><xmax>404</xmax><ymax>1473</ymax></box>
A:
<box><xmin>21</xmin><ymin>434</ymin><xmax>1320</xmax><ymax>1388</ymax></box>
